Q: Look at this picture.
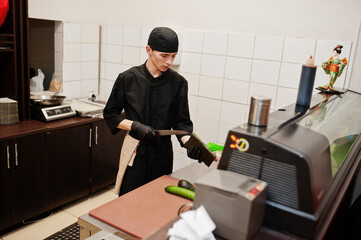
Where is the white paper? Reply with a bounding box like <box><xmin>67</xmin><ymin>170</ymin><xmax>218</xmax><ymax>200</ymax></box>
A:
<box><xmin>168</xmin><ymin>205</ymin><xmax>216</xmax><ymax>240</ymax></box>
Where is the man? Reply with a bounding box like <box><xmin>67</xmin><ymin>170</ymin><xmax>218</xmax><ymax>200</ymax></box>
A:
<box><xmin>103</xmin><ymin>27</ymin><xmax>202</xmax><ymax>196</ymax></box>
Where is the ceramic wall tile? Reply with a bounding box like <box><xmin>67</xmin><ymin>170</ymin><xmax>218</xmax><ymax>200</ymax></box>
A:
<box><xmin>220</xmin><ymin>101</ymin><xmax>247</xmax><ymax>125</ymax></box>
<box><xmin>82</xmin><ymin>62</ymin><xmax>99</xmax><ymax>80</ymax></box>
<box><xmin>188</xmin><ymin>95</ymin><xmax>198</xmax><ymax>118</ymax></box>
<box><xmin>248</xmin><ymin>83</ymin><xmax>277</xmax><ymax>109</ymax></box>
<box><xmin>196</xmin><ymin>97</ymin><xmax>221</xmax><ymax>121</ymax></box>
<box><xmin>100</xmin><ymin>43</ymin><xmax>107</xmax><ymax>62</ymax></box>
<box><xmin>122</xmin><ymin>46</ymin><xmax>140</xmax><ymax>66</ymax></box>
<box><xmin>225</xmin><ymin>57</ymin><xmax>252</xmax><ymax>81</ymax></box>
<box><xmin>172</xmin><ymin>135</ymin><xmax>184</xmax><ymax>153</ymax></box>
<box><xmin>222</xmin><ymin>79</ymin><xmax>249</xmax><ymax>104</ymax></box>
<box><xmin>199</xmin><ymin>75</ymin><xmax>223</xmax><ymax>100</ymax></box>
<box><xmin>254</xmin><ymin>35</ymin><xmax>284</xmax><ymax>61</ymax></box>
<box><xmin>251</xmin><ymin>60</ymin><xmax>280</xmax><ymax>85</ymax></box>
<box><xmin>121</xmin><ymin>64</ymin><xmax>133</xmax><ymax>73</ymax></box>
<box><xmin>63</xmin><ymin>80</ymin><xmax>82</xmax><ymax>99</ymax></box>
<box><xmin>54</xmin><ymin>21</ymin><xmax>63</xmax><ymax>33</ymax></box>
<box><xmin>99</xmin><ymin>61</ymin><xmax>105</xmax><ymax>79</ymax></box>
<box><xmin>63</xmin><ymin>43</ymin><xmax>81</xmax><ymax>62</ymax></box>
<box><xmin>123</xmin><ymin>27</ymin><xmax>141</xmax><ymax>47</ymax></box>
<box><xmin>105</xmin><ymin>62</ymin><xmax>121</xmax><ymax>81</ymax></box>
<box><xmin>99</xmin><ymin>79</ymin><xmax>114</xmax><ymax>100</ymax></box>
<box><xmin>181</xmin><ymin>72</ymin><xmax>200</xmax><ymax>96</ymax></box>
<box><xmin>201</xmin><ymin>54</ymin><xmax>226</xmax><ymax>78</ymax></box>
<box><xmin>54</xmin><ymin>33</ymin><xmax>63</xmax><ymax>53</ymax></box>
<box><xmin>227</xmin><ymin>32</ymin><xmax>255</xmax><ymax>58</ymax></box>
<box><xmin>81</xmin><ymin>79</ymin><xmax>98</xmax><ymax>97</ymax></box>
<box><xmin>195</xmin><ymin>117</ymin><xmax>219</xmax><ymax>143</ymax></box>
<box><xmin>278</xmin><ymin>63</ymin><xmax>302</xmax><ymax>88</ymax></box>
<box><xmin>275</xmin><ymin>87</ymin><xmax>298</xmax><ymax>109</ymax></box>
<box><xmin>63</xmin><ymin>62</ymin><xmax>81</xmax><ymax>81</ymax></box>
<box><xmin>82</xmin><ymin>24</ymin><xmax>99</xmax><ymax>43</ymax></box>
<box><xmin>140</xmin><ymin>27</ymin><xmax>152</xmax><ymax>47</ymax></box>
<box><xmin>63</xmin><ymin>23</ymin><xmax>81</xmax><ymax>43</ymax></box>
<box><xmin>314</xmin><ymin>66</ymin><xmax>330</xmax><ymax>88</ymax></box>
<box><xmin>179</xmin><ymin>52</ymin><xmax>202</xmax><ymax>74</ymax></box>
<box><xmin>283</xmin><ymin>37</ymin><xmax>316</xmax><ymax>64</ymax></box>
<box><xmin>54</xmin><ymin>52</ymin><xmax>62</xmax><ymax>72</ymax></box>
<box><xmin>106</xmin><ymin>26</ymin><xmax>123</xmax><ymax>45</ymax></box>
<box><xmin>218</xmin><ymin>122</ymin><xmax>238</xmax><ymax>145</ymax></box>
<box><xmin>82</xmin><ymin>43</ymin><xmax>99</xmax><ymax>62</ymax></box>
<box><xmin>203</xmin><ymin>31</ymin><xmax>228</xmax><ymax>55</ymax></box>
<box><xmin>183</xmin><ymin>30</ymin><xmax>203</xmax><ymax>53</ymax></box>
<box><xmin>314</xmin><ymin>40</ymin><xmax>352</xmax><ymax>66</ymax></box>
<box><xmin>106</xmin><ymin>44</ymin><xmax>122</xmax><ymax>63</ymax></box>
<box><xmin>173</xmin><ymin>151</ymin><xmax>191</xmax><ymax>171</ymax></box>
<box><xmin>139</xmin><ymin>50</ymin><xmax>148</xmax><ymax>64</ymax></box>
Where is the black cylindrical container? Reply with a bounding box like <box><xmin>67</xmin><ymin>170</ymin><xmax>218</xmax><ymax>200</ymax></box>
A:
<box><xmin>296</xmin><ymin>65</ymin><xmax>317</xmax><ymax>107</ymax></box>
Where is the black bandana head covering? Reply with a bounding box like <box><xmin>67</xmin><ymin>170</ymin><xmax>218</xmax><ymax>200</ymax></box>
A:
<box><xmin>147</xmin><ymin>27</ymin><xmax>179</xmax><ymax>53</ymax></box>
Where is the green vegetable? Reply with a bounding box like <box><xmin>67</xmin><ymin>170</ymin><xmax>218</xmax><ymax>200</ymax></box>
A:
<box><xmin>207</xmin><ymin>142</ymin><xmax>224</xmax><ymax>152</ymax></box>
<box><xmin>178</xmin><ymin>179</ymin><xmax>196</xmax><ymax>192</ymax></box>
<box><xmin>165</xmin><ymin>185</ymin><xmax>195</xmax><ymax>201</ymax></box>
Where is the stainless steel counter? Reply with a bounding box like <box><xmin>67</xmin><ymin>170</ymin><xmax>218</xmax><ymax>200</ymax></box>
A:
<box><xmin>78</xmin><ymin>161</ymin><xmax>217</xmax><ymax>240</ymax></box>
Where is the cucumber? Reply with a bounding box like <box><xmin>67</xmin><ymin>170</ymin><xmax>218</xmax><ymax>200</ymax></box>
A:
<box><xmin>178</xmin><ymin>179</ymin><xmax>196</xmax><ymax>192</ymax></box>
<box><xmin>165</xmin><ymin>185</ymin><xmax>195</xmax><ymax>201</ymax></box>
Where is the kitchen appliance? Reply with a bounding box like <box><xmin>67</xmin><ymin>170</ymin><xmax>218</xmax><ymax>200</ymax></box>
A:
<box><xmin>193</xmin><ymin>169</ymin><xmax>267</xmax><ymax>240</ymax></box>
<box><xmin>30</xmin><ymin>93</ymin><xmax>66</xmax><ymax>106</ymax></box>
<box><xmin>31</xmin><ymin>104</ymin><xmax>76</xmax><ymax>122</ymax></box>
<box><xmin>218</xmin><ymin>90</ymin><xmax>361</xmax><ymax>239</ymax></box>
<box><xmin>30</xmin><ymin>93</ymin><xmax>76</xmax><ymax>121</ymax></box>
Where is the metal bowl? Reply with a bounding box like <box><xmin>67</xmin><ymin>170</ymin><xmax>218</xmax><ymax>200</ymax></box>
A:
<box><xmin>30</xmin><ymin>94</ymin><xmax>66</xmax><ymax>106</ymax></box>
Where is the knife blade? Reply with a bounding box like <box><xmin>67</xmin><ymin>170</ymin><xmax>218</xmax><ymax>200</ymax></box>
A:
<box><xmin>155</xmin><ymin>130</ymin><xmax>189</xmax><ymax>136</ymax></box>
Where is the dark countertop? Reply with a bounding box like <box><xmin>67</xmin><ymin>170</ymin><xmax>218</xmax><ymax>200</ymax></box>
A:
<box><xmin>0</xmin><ymin>117</ymin><xmax>103</xmax><ymax>141</ymax></box>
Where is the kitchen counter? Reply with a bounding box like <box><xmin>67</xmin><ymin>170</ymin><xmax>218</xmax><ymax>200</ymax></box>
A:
<box><xmin>78</xmin><ymin>162</ymin><xmax>216</xmax><ymax>240</ymax></box>
<box><xmin>0</xmin><ymin>117</ymin><xmax>103</xmax><ymax>141</ymax></box>
<box><xmin>77</xmin><ymin>162</ymin><xmax>302</xmax><ymax>240</ymax></box>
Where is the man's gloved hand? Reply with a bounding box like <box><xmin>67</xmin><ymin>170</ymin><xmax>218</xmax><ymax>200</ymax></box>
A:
<box><xmin>131</xmin><ymin>121</ymin><xmax>156</xmax><ymax>139</ymax></box>
<box><xmin>187</xmin><ymin>146</ymin><xmax>203</xmax><ymax>163</ymax></box>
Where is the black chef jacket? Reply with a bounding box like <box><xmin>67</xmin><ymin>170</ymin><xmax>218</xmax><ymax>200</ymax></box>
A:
<box><xmin>103</xmin><ymin>62</ymin><xmax>193</xmax><ymax>195</ymax></box>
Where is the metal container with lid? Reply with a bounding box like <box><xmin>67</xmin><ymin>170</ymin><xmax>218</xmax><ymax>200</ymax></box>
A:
<box><xmin>248</xmin><ymin>96</ymin><xmax>271</xmax><ymax>127</ymax></box>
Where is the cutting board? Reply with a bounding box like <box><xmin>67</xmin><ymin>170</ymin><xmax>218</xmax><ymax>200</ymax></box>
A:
<box><xmin>89</xmin><ymin>175</ymin><xmax>192</xmax><ymax>239</ymax></box>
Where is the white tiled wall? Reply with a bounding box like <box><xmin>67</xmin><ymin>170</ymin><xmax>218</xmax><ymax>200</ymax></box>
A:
<box><xmin>61</xmin><ymin>23</ymin><xmax>99</xmax><ymax>100</ymax></box>
<box><xmin>59</xmin><ymin>23</ymin><xmax>353</xmax><ymax>171</ymax></box>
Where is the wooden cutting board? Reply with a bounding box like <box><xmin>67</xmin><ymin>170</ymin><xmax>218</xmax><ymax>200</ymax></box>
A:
<box><xmin>89</xmin><ymin>175</ymin><xmax>192</xmax><ymax>239</ymax></box>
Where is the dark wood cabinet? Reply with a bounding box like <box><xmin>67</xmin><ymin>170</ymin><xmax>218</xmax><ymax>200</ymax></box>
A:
<box><xmin>0</xmin><ymin>0</ymin><xmax>30</xmax><ymax>120</ymax></box>
<box><xmin>0</xmin><ymin>140</ymin><xmax>13</xmax><ymax>230</ymax></box>
<box><xmin>0</xmin><ymin>118</ymin><xmax>125</xmax><ymax>232</ymax></box>
<box><xmin>90</xmin><ymin>121</ymin><xmax>125</xmax><ymax>193</ymax></box>
<box><xmin>0</xmin><ymin>133</ymin><xmax>46</xmax><ymax>230</ymax></box>
<box><xmin>45</xmin><ymin>124</ymin><xmax>91</xmax><ymax>210</ymax></box>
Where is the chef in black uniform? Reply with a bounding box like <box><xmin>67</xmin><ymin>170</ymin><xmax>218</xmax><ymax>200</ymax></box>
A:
<box><xmin>104</xmin><ymin>27</ymin><xmax>202</xmax><ymax>196</ymax></box>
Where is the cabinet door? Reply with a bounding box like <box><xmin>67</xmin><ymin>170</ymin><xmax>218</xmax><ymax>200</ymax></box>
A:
<box><xmin>90</xmin><ymin>121</ymin><xmax>126</xmax><ymax>192</ymax></box>
<box><xmin>46</xmin><ymin>125</ymin><xmax>91</xmax><ymax>209</ymax></box>
<box><xmin>0</xmin><ymin>140</ymin><xmax>13</xmax><ymax>230</ymax></box>
<box><xmin>12</xmin><ymin>133</ymin><xmax>46</xmax><ymax>222</ymax></box>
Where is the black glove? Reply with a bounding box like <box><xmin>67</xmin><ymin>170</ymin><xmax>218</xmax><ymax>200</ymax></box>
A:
<box><xmin>187</xmin><ymin>146</ymin><xmax>203</xmax><ymax>163</ymax></box>
<box><xmin>131</xmin><ymin>121</ymin><xmax>156</xmax><ymax>139</ymax></box>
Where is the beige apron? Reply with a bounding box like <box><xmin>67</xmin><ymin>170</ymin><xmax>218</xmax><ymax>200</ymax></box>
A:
<box><xmin>114</xmin><ymin>132</ymin><xmax>139</xmax><ymax>195</ymax></box>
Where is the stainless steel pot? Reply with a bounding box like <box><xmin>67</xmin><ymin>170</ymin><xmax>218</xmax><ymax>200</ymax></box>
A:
<box><xmin>30</xmin><ymin>94</ymin><xmax>66</xmax><ymax>106</ymax></box>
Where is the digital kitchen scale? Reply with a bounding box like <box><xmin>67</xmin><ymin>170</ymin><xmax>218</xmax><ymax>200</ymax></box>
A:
<box><xmin>31</xmin><ymin>104</ymin><xmax>77</xmax><ymax>122</ymax></box>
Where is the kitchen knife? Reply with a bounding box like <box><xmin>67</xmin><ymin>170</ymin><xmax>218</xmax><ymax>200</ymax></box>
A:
<box><xmin>155</xmin><ymin>130</ymin><xmax>189</xmax><ymax>136</ymax></box>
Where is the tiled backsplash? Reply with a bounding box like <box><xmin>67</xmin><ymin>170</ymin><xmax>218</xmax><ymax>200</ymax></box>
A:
<box><xmin>58</xmin><ymin>23</ymin><xmax>353</xmax><ymax>170</ymax></box>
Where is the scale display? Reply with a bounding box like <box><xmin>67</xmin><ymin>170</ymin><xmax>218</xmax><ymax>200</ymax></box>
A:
<box><xmin>32</xmin><ymin>105</ymin><xmax>77</xmax><ymax>121</ymax></box>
